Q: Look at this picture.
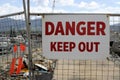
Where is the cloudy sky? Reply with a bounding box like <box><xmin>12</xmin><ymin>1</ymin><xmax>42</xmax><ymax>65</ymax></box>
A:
<box><xmin>0</xmin><ymin>0</ymin><xmax>120</xmax><ymax>16</ymax></box>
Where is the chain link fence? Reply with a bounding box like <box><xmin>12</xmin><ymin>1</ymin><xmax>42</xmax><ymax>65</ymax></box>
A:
<box><xmin>0</xmin><ymin>12</ymin><xmax>120</xmax><ymax>80</ymax></box>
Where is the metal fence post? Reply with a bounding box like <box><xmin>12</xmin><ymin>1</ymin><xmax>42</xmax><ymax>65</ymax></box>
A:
<box><xmin>23</xmin><ymin>0</ymin><xmax>33</xmax><ymax>80</ymax></box>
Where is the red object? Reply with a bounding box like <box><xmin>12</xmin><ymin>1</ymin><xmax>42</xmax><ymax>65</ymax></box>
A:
<box><xmin>10</xmin><ymin>44</ymin><xmax>18</xmax><ymax>75</ymax></box>
<box><xmin>9</xmin><ymin>58</ymin><xmax>16</xmax><ymax>75</ymax></box>
<box><xmin>16</xmin><ymin>43</ymin><xmax>26</xmax><ymax>74</ymax></box>
<box><xmin>20</xmin><ymin>43</ymin><xmax>26</xmax><ymax>52</ymax></box>
<box><xmin>10</xmin><ymin>44</ymin><xmax>26</xmax><ymax>75</ymax></box>
<box><xmin>13</xmin><ymin>44</ymin><xmax>18</xmax><ymax>53</ymax></box>
<box><xmin>16</xmin><ymin>57</ymin><xmax>23</xmax><ymax>74</ymax></box>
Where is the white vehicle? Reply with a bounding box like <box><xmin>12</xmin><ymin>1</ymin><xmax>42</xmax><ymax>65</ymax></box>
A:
<box><xmin>0</xmin><ymin>37</ymin><xmax>11</xmax><ymax>46</ymax></box>
<box><xmin>0</xmin><ymin>37</ymin><xmax>11</xmax><ymax>54</ymax></box>
<box><xmin>13</xmin><ymin>35</ymin><xmax>25</xmax><ymax>43</ymax></box>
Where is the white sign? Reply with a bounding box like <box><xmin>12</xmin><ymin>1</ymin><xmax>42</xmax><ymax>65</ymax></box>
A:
<box><xmin>42</xmin><ymin>14</ymin><xmax>109</xmax><ymax>60</ymax></box>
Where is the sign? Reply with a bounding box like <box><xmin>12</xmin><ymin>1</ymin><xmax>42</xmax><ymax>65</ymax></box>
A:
<box><xmin>42</xmin><ymin>14</ymin><xmax>109</xmax><ymax>60</ymax></box>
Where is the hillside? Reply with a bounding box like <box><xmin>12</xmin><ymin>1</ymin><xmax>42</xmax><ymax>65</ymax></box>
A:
<box><xmin>0</xmin><ymin>18</ymin><xmax>119</xmax><ymax>33</ymax></box>
<box><xmin>0</xmin><ymin>18</ymin><xmax>42</xmax><ymax>32</ymax></box>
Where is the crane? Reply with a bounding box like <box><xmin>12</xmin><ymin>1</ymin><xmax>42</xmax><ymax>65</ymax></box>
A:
<box><xmin>52</xmin><ymin>0</ymin><xmax>55</xmax><ymax>13</ymax></box>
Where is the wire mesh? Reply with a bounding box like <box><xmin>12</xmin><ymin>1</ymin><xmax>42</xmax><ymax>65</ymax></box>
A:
<box><xmin>0</xmin><ymin>13</ymin><xmax>120</xmax><ymax>80</ymax></box>
<box><xmin>0</xmin><ymin>13</ymin><xmax>56</xmax><ymax>80</ymax></box>
<box><xmin>50</xmin><ymin>15</ymin><xmax>120</xmax><ymax>80</ymax></box>
<box><xmin>0</xmin><ymin>13</ymin><xmax>27</xmax><ymax>80</ymax></box>
<box><xmin>52</xmin><ymin>60</ymin><xmax>120</xmax><ymax>80</ymax></box>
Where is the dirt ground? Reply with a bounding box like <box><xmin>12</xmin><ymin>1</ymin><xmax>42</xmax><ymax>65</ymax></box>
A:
<box><xmin>53</xmin><ymin>60</ymin><xmax>120</xmax><ymax>80</ymax></box>
<box><xmin>0</xmin><ymin>49</ymin><xmax>120</xmax><ymax>80</ymax></box>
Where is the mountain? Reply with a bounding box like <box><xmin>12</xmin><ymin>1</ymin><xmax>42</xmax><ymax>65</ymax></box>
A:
<box><xmin>0</xmin><ymin>17</ymin><xmax>119</xmax><ymax>33</ymax></box>
<box><xmin>30</xmin><ymin>19</ymin><xmax>42</xmax><ymax>31</ymax></box>
<box><xmin>110</xmin><ymin>23</ymin><xmax>120</xmax><ymax>32</ymax></box>
<box><xmin>0</xmin><ymin>18</ymin><xmax>42</xmax><ymax>32</ymax></box>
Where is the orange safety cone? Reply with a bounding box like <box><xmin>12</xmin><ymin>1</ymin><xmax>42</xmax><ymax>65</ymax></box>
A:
<box><xmin>9</xmin><ymin>44</ymin><xmax>18</xmax><ymax>75</ymax></box>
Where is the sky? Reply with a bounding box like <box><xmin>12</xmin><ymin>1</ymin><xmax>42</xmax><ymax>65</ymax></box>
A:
<box><xmin>0</xmin><ymin>0</ymin><xmax>120</xmax><ymax>16</ymax></box>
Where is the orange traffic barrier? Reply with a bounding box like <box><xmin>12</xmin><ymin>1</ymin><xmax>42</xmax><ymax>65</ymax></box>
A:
<box><xmin>16</xmin><ymin>43</ymin><xmax>26</xmax><ymax>74</ymax></box>
<box><xmin>10</xmin><ymin>43</ymin><xmax>26</xmax><ymax>75</ymax></box>
<box><xmin>9</xmin><ymin>44</ymin><xmax>18</xmax><ymax>75</ymax></box>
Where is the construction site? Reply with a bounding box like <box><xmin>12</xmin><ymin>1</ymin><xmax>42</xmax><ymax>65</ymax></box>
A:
<box><xmin>0</xmin><ymin>0</ymin><xmax>120</xmax><ymax>80</ymax></box>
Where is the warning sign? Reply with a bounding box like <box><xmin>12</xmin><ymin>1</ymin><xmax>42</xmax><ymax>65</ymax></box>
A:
<box><xmin>42</xmin><ymin>14</ymin><xmax>109</xmax><ymax>60</ymax></box>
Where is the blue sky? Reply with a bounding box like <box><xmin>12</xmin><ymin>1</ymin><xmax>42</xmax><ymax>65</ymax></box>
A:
<box><xmin>0</xmin><ymin>0</ymin><xmax>120</xmax><ymax>15</ymax></box>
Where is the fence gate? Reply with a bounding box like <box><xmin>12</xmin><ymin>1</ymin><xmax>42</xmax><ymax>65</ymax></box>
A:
<box><xmin>0</xmin><ymin>12</ymin><xmax>120</xmax><ymax>80</ymax></box>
